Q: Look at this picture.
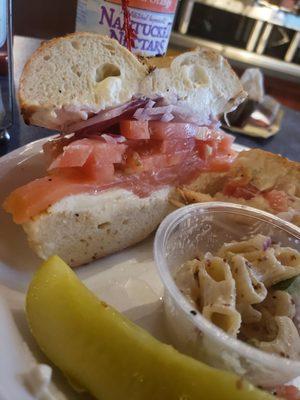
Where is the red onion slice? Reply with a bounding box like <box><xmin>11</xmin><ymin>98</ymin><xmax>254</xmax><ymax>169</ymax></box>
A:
<box><xmin>101</xmin><ymin>134</ymin><xmax>118</xmax><ymax>144</ymax></box>
<box><xmin>62</xmin><ymin>95</ymin><xmax>217</xmax><ymax>135</ymax></box>
<box><xmin>263</xmin><ymin>237</ymin><xmax>272</xmax><ymax>251</ymax></box>
<box><xmin>145</xmin><ymin>100</ymin><xmax>155</xmax><ymax>109</ymax></box>
<box><xmin>146</xmin><ymin>105</ymin><xmax>174</xmax><ymax>115</ymax></box>
<box><xmin>194</xmin><ymin>127</ymin><xmax>211</xmax><ymax>141</ymax></box>
<box><xmin>102</xmin><ymin>134</ymin><xmax>127</xmax><ymax>144</ymax></box>
<box><xmin>133</xmin><ymin>108</ymin><xmax>146</xmax><ymax>120</ymax></box>
<box><xmin>64</xmin><ymin>98</ymin><xmax>148</xmax><ymax>134</ymax></box>
<box><xmin>134</xmin><ymin>104</ymin><xmax>175</xmax><ymax>121</ymax></box>
<box><xmin>161</xmin><ymin>113</ymin><xmax>174</xmax><ymax>122</ymax></box>
<box><xmin>132</xmin><ymin>99</ymin><xmax>214</xmax><ymax>126</ymax></box>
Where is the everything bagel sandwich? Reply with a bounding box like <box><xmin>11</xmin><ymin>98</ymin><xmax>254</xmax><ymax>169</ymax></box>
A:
<box><xmin>3</xmin><ymin>32</ymin><xmax>246</xmax><ymax>266</ymax></box>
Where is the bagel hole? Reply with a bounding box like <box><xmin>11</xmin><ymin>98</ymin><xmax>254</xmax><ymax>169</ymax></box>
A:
<box><xmin>189</xmin><ymin>66</ymin><xmax>208</xmax><ymax>85</ymax></box>
<box><xmin>43</xmin><ymin>55</ymin><xmax>51</xmax><ymax>61</ymax></box>
<box><xmin>180</xmin><ymin>59</ymin><xmax>208</xmax><ymax>85</ymax></box>
<box><xmin>95</xmin><ymin>63</ymin><xmax>121</xmax><ymax>83</ymax></box>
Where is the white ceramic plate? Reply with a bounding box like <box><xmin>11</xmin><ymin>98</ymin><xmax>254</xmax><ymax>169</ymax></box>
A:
<box><xmin>0</xmin><ymin>138</ymin><xmax>248</xmax><ymax>399</ymax></box>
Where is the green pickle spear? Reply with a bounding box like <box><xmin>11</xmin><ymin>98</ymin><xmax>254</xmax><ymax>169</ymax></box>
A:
<box><xmin>26</xmin><ymin>256</ymin><xmax>275</xmax><ymax>400</ymax></box>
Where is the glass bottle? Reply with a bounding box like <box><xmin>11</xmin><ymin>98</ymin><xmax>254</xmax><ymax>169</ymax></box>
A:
<box><xmin>76</xmin><ymin>0</ymin><xmax>178</xmax><ymax>56</ymax></box>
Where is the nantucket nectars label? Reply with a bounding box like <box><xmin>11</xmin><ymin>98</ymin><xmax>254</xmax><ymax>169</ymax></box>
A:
<box><xmin>76</xmin><ymin>0</ymin><xmax>178</xmax><ymax>56</ymax></box>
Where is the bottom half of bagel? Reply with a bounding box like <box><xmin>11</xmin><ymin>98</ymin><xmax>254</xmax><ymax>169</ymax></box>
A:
<box><xmin>23</xmin><ymin>187</ymin><xmax>174</xmax><ymax>267</ymax></box>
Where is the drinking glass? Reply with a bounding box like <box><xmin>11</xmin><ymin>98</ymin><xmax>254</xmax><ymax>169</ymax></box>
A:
<box><xmin>0</xmin><ymin>0</ymin><xmax>13</xmax><ymax>143</ymax></box>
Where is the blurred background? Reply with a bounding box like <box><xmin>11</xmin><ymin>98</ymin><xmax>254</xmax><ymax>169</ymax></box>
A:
<box><xmin>13</xmin><ymin>0</ymin><xmax>300</xmax><ymax>110</ymax></box>
<box><xmin>0</xmin><ymin>0</ymin><xmax>299</xmax><ymax>159</ymax></box>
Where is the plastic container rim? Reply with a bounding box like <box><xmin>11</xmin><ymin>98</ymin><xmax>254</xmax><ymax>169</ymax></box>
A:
<box><xmin>154</xmin><ymin>201</ymin><xmax>300</xmax><ymax>370</ymax></box>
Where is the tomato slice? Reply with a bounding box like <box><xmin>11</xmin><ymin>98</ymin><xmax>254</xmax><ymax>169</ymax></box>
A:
<box><xmin>264</xmin><ymin>190</ymin><xmax>289</xmax><ymax>212</ymax></box>
<box><xmin>124</xmin><ymin>151</ymin><xmax>168</xmax><ymax>173</ymax></box>
<box><xmin>123</xmin><ymin>151</ymin><xmax>143</xmax><ymax>173</ymax></box>
<box><xmin>197</xmin><ymin>141</ymin><xmax>215</xmax><ymax>161</ymax></box>
<box><xmin>206</xmin><ymin>154</ymin><xmax>235</xmax><ymax>172</ymax></box>
<box><xmin>124</xmin><ymin>147</ymin><xmax>191</xmax><ymax>174</ymax></box>
<box><xmin>82</xmin><ymin>155</ymin><xmax>115</xmax><ymax>182</ymax></box>
<box><xmin>49</xmin><ymin>138</ymin><xmax>127</xmax><ymax>172</ymax></box>
<box><xmin>223</xmin><ymin>180</ymin><xmax>259</xmax><ymax>200</ymax></box>
<box><xmin>149</xmin><ymin>121</ymin><xmax>201</xmax><ymax>140</ymax></box>
<box><xmin>92</xmin><ymin>141</ymin><xmax>127</xmax><ymax>164</ymax></box>
<box><xmin>120</xmin><ymin>120</ymin><xmax>212</xmax><ymax>141</ymax></box>
<box><xmin>274</xmin><ymin>385</ymin><xmax>300</xmax><ymax>400</ymax></box>
<box><xmin>141</xmin><ymin>154</ymin><xmax>170</xmax><ymax>171</ymax></box>
<box><xmin>217</xmin><ymin>133</ymin><xmax>235</xmax><ymax>154</ymax></box>
<box><xmin>120</xmin><ymin>120</ymin><xmax>150</xmax><ymax>139</ymax></box>
<box><xmin>160</xmin><ymin>138</ymin><xmax>196</xmax><ymax>154</ymax></box>
<box><xmin>196</xmin><ymin>132</ymin><xmax>236</xmax><ymax>171</ymax></box>
<box><xmin>48</xmin><ymin>141</ymin><xmax>93</xmax><ymax>170</ymax></box>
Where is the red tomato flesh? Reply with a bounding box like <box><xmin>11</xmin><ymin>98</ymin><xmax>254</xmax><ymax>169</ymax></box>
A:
<box><xmin>149</xmin><ymin>121</ymin><xmax>203</xmax><ymax>140</ymax></box>
<box><xmin>48</xmin><ymin>140</ymin><xmax>93</xmax><ymax>170</ymax></box>
<box><xmin>217</xmin><ymin>133</ymin><xmax>235</xmax><ymax>154</ymax></box>
<box><xmin>264</xmin><ymin>190</ymin><xmax>289</xmax><ymax>212</ymax></box>
<box><xmin>82</xmin><ymin>155</ymin><xmax>115</xmax><ymax>182</ymax></box>
<box><xmin>223</xmin><ymin>180</ymin><xmax>259</xmax><ymax>200</ymax></box>
<box><xmin>120</xmin><ymin>120</ymin><xmax>150</xmax><ymax>139</ymax></box>
<box><xmin>274</xmin><ymin>385</ymin><xmax>300</xmax><ymax>400</ymax></box>
<box><xmin>160</xmin><ymin>138</ymin><xmax>196</xmax><ymax>154</ymax></box>
<box><xmin>49</xmin><ymin>138</ymin><xmax>127</xmax><ymax>171</ymax></box>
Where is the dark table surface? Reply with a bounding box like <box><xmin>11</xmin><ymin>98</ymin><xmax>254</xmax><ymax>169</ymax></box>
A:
<box><xmin>1</xmin><ymin>37</ymin><xmax>300</xmax><ymax>161</ymax></box>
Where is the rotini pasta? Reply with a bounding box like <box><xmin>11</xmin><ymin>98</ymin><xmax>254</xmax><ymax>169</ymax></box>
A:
<box><xmin>217</xmin><ymin>234</ymin><xmax>271</xmax><ymax>257</ymax></box>
<box><xmin>175</xmin><ymin>234</ymin><xmax>300</xmax><ymax>360</ymax></box>
<box><xmin>229</xmin><ymin>255</ymin><xmax>267</xmax><ymax>304</ymax></box>
<box><xmin>257</xmin><ymin>316</ymin><xmax>300</xmax><ymax>360</ymax></box>
<box><xmin>197</xmin><ymin>254</ymin><xmax>241</xmax><ymax>337</ymax></box>
<box><xmin>242</xmin><ymin>249</ymin><xmax>300</xmax><ymax>287</ymax></box>
<box><xmin>257</xmin><ymin>290</ymin><xmax>295</xmax><ymax>320</ymax></box>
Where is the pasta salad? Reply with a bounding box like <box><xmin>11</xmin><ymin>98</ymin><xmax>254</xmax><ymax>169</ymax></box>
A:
<box><xmin>175</xmin><ymin>234</ymin><xmax>300</xmax><ymax>360</ymax></box>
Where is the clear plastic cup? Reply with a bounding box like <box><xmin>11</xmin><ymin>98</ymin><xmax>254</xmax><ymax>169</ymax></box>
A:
<box><xmin>154</xmin><ymin>202</ymin><xmax>300</xmax><ymax>387</ymax></box>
